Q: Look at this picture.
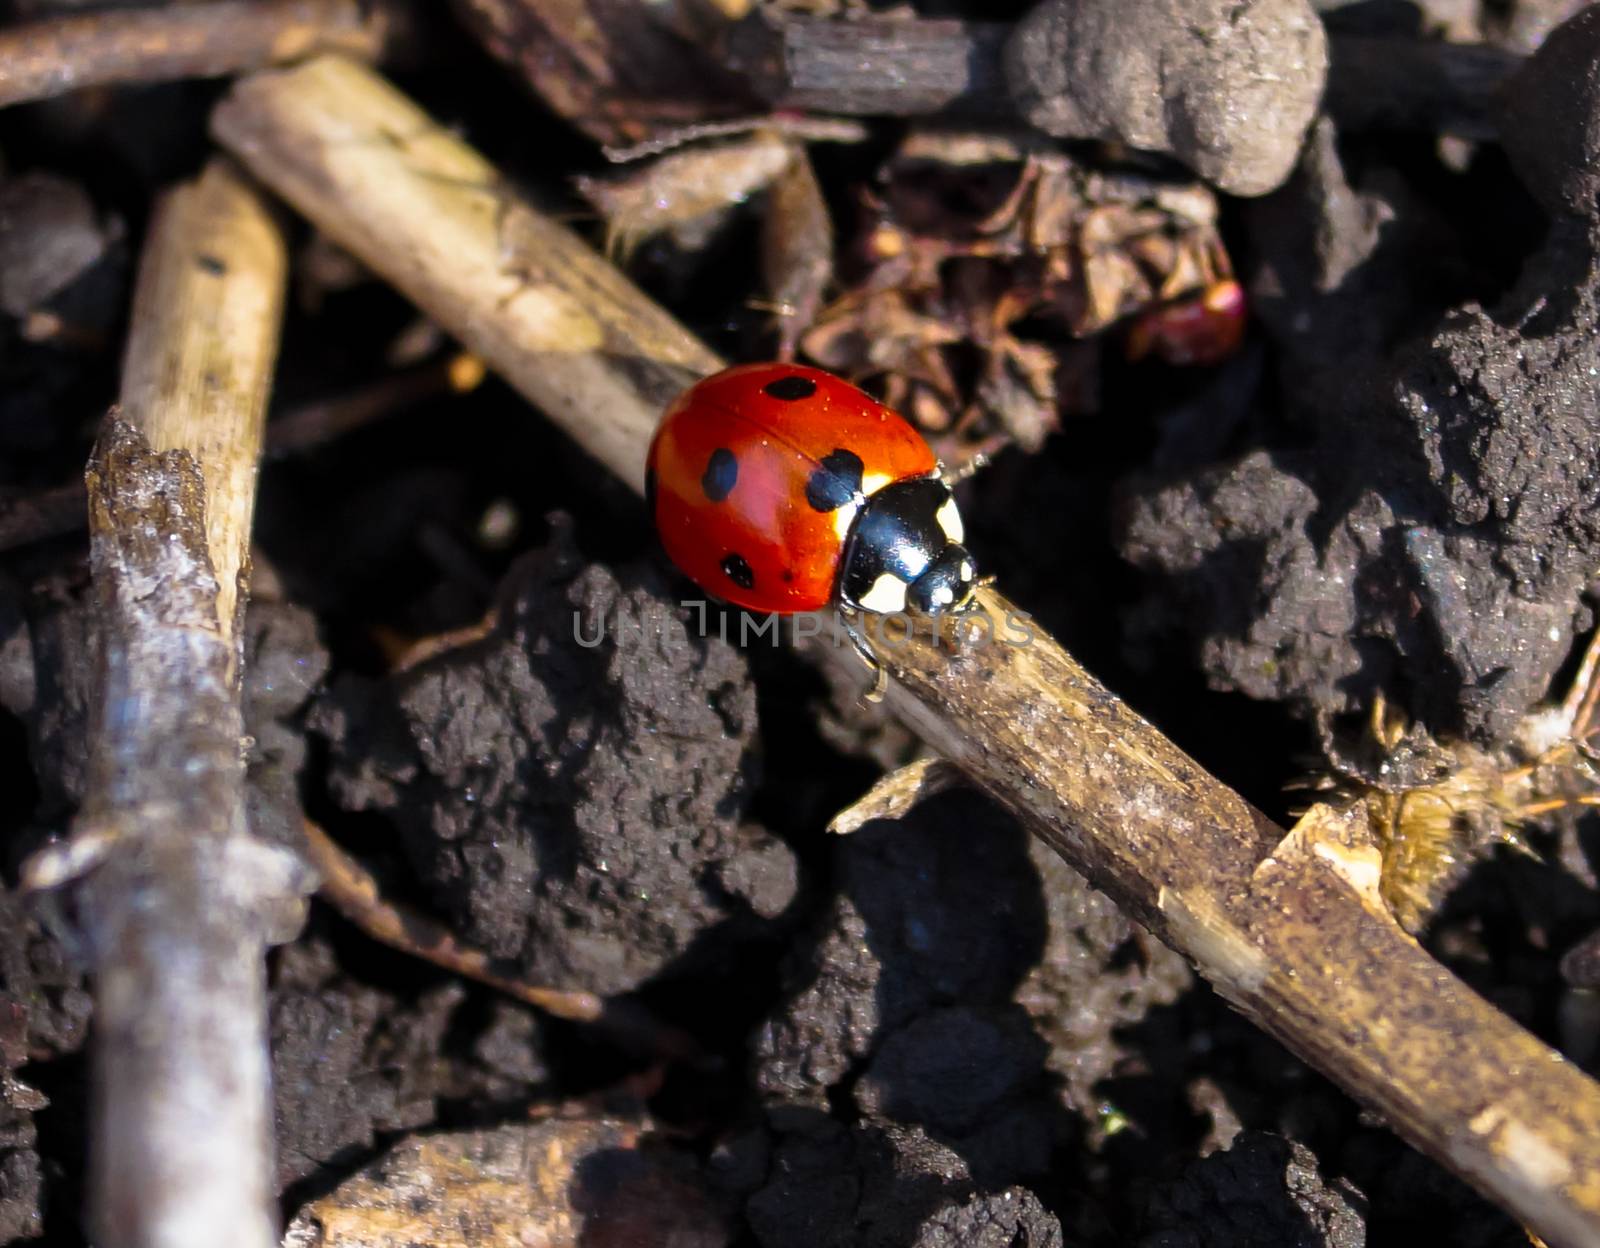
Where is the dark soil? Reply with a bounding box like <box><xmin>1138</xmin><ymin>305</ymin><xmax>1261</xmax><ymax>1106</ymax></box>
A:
<box><xmin>1</xmin><ymin>1</ymin><xmax>1599</xmax><ymax>1245</ymax></box>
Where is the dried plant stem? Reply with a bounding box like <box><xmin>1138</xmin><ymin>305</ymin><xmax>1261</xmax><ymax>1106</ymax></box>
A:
<box><xmin>24</xmin><ymin>161</ymin><xmax>309</xmax><ymax>1248</ymax></box>
<box><xmin>302</xmin><ymin>819</ymin><xmax>700</xmax><ymax>1058</ymax></box>
<box><xmin>0</xmin><ymin>0</ymin><xmax>393</xmax><ymax>110</ymax></box>
<box><xmin>722</xmin><ymin>15</ymin><xmax>1520</xmax><ymax>140</ymax></box>
<box><xmin>301</xmin><ymin>820</ymin><xmax>604</xmax><ymax>1018</ymax></box>
<box><xmin>827</xmin><ymin>756</ymin><xmax>962</xmax><ymax>835</ymax></box>
<box><xmin>213</xmin><ymin>56</ymin><xmax>1600</xmax><ymax>1245</ymax></box>
<box><xmin>117</xmin><ymin>169</ymin><xmax>285</xmax><ymax>650</ymax></box>
<box><xmin>0</xmin><ymin>353</ymin><xmax>482</xmax><ymax>554</ymax></box>
<box><xmin>214</xmin><ymin>58</ymin><xmax>719</xmax><ymax>494</ymax></box>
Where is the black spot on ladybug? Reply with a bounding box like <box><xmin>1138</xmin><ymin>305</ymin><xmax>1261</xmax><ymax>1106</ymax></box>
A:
<box><xmin>805</xmin><ymin>448</ymin><xmax>864</xmax><ymax>512</ymax></box>
<box><xmin>763</xmin><ymin>374</ymin><xmax>818</xmax><ymax>401</ymax></box>
<box><xmin>702</xmin><ymin>448</ymin><xmax>738</xmax><ymax>503</ymax></box>
<box><xmin>782</xmin><ymin>568</ymin><xmax>795</xmax><ymax>583</ymax></box>
<box><xmin>721</xmin><ymin>553</ymin><xmax>754</xmax><ymax>589</ymax></box>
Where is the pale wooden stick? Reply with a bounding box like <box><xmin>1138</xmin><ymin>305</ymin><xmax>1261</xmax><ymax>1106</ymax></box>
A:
<box><xmin>24</xmin><ymin>160</ymin><xmax>309</xmax><ymax>1248</ymax></box>
<box><xmin>118</xmin><ymin>164</ymin><xmax>285</xmax><ymax>661</ymax></box>
<box><xmin>0</xmin><ymin>0</ymin><xmax>393</xmax><ymax>111</ymax></box>
<box><xmin>212</xmin><ymin>56</ymin><xmax>1600</xmax><ymax>1245</ymax></box>
<box><xmin>215</xmin><ymin>58</ymin><xmax>720</xmax><ymax>495</ymax></box>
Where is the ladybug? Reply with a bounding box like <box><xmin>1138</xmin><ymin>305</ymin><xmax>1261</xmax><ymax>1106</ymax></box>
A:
<box><xmin>1125</xmin><ymin>278</ymin><xmax>1248</xmax><ymax>368</ymax></box>
<box><xmin>647</xmin><ymin>363</ymin><xmax>981</xmax><ymax>682</ymax></box>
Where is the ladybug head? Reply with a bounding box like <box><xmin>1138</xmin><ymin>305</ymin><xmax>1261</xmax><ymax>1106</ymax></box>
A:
<box><xmin>906</xmin><ymin>542</ymin><xmax>978</xmax><ymax>617</ymax></box>
<box><xmin>839</xmin><ymin>477</ymin><xmax>978</xmax><ymax>619</ymax></box>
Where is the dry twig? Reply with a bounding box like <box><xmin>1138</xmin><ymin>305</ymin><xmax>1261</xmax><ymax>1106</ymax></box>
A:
<box><xmin>22</xmin><ymin>161</ymin><xmax>311</xmax><ymax>1248</ymax></box>
<box><xmin>827</xmin><ymin>756</ymin><xmax>963</xmax><ymax>836</ymax></box>
<box><xmin>449</xmin><ymin>0</ymin><xmax>758</xmax><ymax>148</ymax></box>
<box><xmin>301</xmin><ymin>819</ymin><xmax>701</xmax><ymax>1059</ymax></box>
<box><xmin>0</xmin><ymin>0</ymin><xmax>394</xmax><ymax>111</ymax></box>
<box><xmin>0</xmin><ymin>354</ymin><xmax>483</xmax><ymax>553</ymax></box>
<box><xmin>721</xmin><ymin>14</ymin><xmax>1519</xmax><ymax>141</ymax></box>
<box><xmin>720</xmin><ymin>14</ymin><xmax>1013</xmax><ymax>118</ymax></box>
<box><xmin>213</xmin><ymin>59</ymin><xmax>719</xmax><ymax>494</ymax></box>
<box><xmin>212</xmin><ymin>56</ymin><xmax>1600</xmax><ymax>1245</ymax></box>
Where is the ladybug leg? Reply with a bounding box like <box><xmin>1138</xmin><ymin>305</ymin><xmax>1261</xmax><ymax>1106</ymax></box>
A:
<box><xmin>936</xmin><ymin>585</ymin><xmax>995</xmax><ymax>654</ymax></box>
<box><xmin>839</xmin><ymin>612</ymin><xmax>888</xmax><ymax>703</ymax></box>
<box><xmin>940</xmin><ymin>452</ymin><xmax>990</xmax><ymax>486</ymax></box>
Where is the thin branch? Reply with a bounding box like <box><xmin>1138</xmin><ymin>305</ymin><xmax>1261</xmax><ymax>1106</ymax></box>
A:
<box><xmin>23</xmin><ymin>161</ymin><xmax>310</xmax><ymax>1248</ymax></box>
<box><xmin>302</xmin><ymin>819</ymin><xmax>701</xmax><ymax>1059</ymax></box>
<box><xmin>213</xmin><ymin>59</ymin><xmax>718</xmax><ymax>494</ymax></box>
<box><xmin>719</xmin><ymin>14</ymin><xmax>1013</xmax><ymax>118</ymax></box>
<box><xmin>719</xmin><ymin>14</ymin><xmax>1518</xmax><ymax>140</ymax></box>
<box><xmin>263</xmin><ymin>351</ymin><xmax>483</xmax><ymax>458</ymax></box>
<box><xmin>212</xmin><ymin>55</ymin><xmax>1600</xmax><ymax>1245</ymax></box>
<box><xmin>827</xmin><ymin>756</ymin><xmax>963</xmax><ymax>835</ymax></box>
<box><xmin>0</xmin><ymin>0</ymin><xmax>396</xmax><ymax>111</ymax></box>
<box><xmin>0</xmin><ymin>354</ymin><xmax>482</xmax><ymax>554</ymax></box>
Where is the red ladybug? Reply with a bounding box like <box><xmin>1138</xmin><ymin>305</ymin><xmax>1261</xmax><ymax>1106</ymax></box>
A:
<box><xmin>647</xmin><ymin>363</ymin><xmax>979</xmax><ymax>628</ymax></box>
<box><xmin>1125</xmin><ymin>278</ymin><xmax>1248</xmax><ymax>367</ymax></box>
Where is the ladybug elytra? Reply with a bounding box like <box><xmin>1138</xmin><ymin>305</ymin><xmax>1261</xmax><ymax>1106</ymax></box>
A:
<box><xmin>647</xmin><ymin>363</ymin><xmax>981</xmax><ymax>672</ymax></box>
<box><xmin>1125</xmin><ymin>278</ymin><xmax>1247</xmax><ymax>367</ymax></box>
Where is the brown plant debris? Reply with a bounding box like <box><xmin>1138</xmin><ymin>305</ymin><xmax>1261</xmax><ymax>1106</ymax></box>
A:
<box><xmin>800</xmin><ymin>135</ymin><xmax>1238</xmax><ymax>462</ymax></box>
<box><xmin>0</xmin><ymin>0</ymin><xmax>396</xmax><ymax>110</ymax></box>
<box><xmin>1301</xmin><ymin>627</ymin><xmax>1600</xmax><ymax>934</ymax></box>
